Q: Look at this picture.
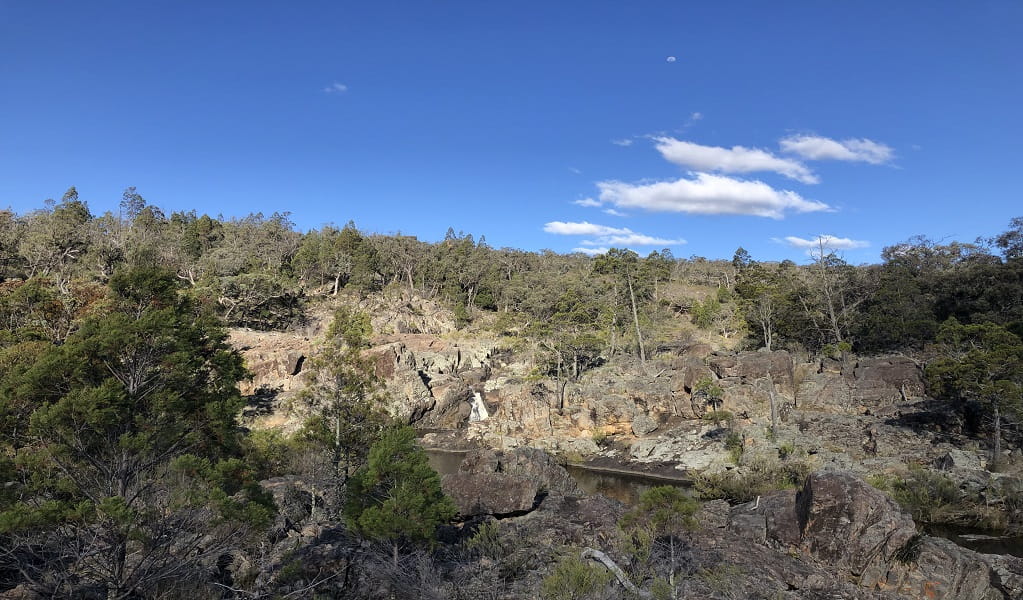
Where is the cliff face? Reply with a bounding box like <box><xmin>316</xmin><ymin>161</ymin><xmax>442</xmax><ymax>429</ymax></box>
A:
<box><xmin>231</xmin><ymin>297</ymin><xmax>1019</xmax><ymax>497</ymax></box>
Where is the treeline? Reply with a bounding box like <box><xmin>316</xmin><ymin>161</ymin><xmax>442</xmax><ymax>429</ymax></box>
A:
<box><xmin>2</xmin><ymin>187</ymin><xmax>1022</xmax><ymax>361</ymax></box>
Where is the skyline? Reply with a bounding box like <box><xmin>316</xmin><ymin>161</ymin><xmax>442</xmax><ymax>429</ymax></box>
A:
<box><xmin>2</xmin><ymin>1</ymin><xmax>1021</xmax><ymax>264</ymax></box>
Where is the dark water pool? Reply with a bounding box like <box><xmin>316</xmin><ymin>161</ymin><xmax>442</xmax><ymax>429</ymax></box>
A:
<box><xmin>923</xmin><ymin>523</ymin><xmax>1023</xmax><ymax>558</ymax></box>
<box><xmin>426</xmin><ymin>449</ymin><xmax>689</xmax><ymax>506</ymax></box>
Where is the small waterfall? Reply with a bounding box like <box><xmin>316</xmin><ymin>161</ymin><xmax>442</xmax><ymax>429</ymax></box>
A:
<box><xmin>469</xmin><ymin>391</ymin><xmax>489</xmax><ymax>422</ymax></box>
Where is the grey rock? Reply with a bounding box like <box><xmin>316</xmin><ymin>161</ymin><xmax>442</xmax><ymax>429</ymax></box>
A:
<box><xmin>631</xmin><ymin>413</ymin><xmax>659</xmax><ymax>436</ymax></box>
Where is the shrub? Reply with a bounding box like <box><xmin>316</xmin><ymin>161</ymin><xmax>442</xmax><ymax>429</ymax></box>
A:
<box><xmin>540</xmin><ymin>555</ymin><xmax>612</xmax><ymax>600</ymax></box>
<box><xmin>694</xmin><ymin>455</ymin><xmax>815</xmax><ymax>503</ymax></box>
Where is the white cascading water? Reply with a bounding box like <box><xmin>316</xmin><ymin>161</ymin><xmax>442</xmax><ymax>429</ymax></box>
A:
<box><xmin>469</xmin><ymin>391</ymin><xmax>489</xmax><ymax>422</ymax></box>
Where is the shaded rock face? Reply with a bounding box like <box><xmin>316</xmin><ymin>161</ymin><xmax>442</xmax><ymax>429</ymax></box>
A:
<box><xmin>794</xmin><ymin>472</ymin><xmax>917</xmax><ymax>584</ymax></box>
<box><xmin>882</xmin><ymin>536</ymin><xmax>1023</xmax><ymax>600</ymax></box>
<box><xmin>797</xmin><ymin>356</ymin><xmax>925</xmax><ymax>413</ymax></box>
<box><xmin>441</xmin><ymin>472</ymin><xmax>540</xmax><ymax>517</ymax></box>
<box><xmin>458</xmin><ymin>447</ymin><xmax>582</xmax><ymax>496</ymax></box>
<box><xmin>441</xmin><ymin>447</ymin><xmax>583</xmax><ymax>519</ymax></box>
<box><xmin>733</xmin><ymin>471</ymin><xmax>1023</xmax><ymax>600</ymax></box>
<box><xmin>708</xmin><ymin>350</ymin><xmax>794</xmax><ymax>393</ymax></box>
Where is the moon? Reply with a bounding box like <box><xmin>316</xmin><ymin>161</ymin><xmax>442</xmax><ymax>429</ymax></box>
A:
<box><xmin>666</xmin><ymin>56</ymin><xmax>677</xmax><ymax>63</ymax></box>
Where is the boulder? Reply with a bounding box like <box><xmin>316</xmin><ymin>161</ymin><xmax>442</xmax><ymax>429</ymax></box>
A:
<box><xmin>736</xmin><ymin>350</ymin><xmax>795</xmax><ymax>393</ymax></box>
<box><xmin>441</xmin><ymin>472</ymin><xmax>540</xmax><ymax>517</ymax></box>
<box><xmin>631</xmin><ymin>413</ymin><xmax>659</xmax><ymax>436</ymax></box>
<box><xmin>457</xmin><ymin>447</ymin><xmax>582</xmax><ymax>496</ymax></box>
<box><xmin>853</xmin><ymin>356</ymin><xmax>924</xmax><ymax>397</ymax></box>
<box><xmin>795</xmin><ymin>471</ymin><xmax>917</xmax><ymax>585</ymax></box>
<box><xmin>934</xmin><ymin>449</ymin><xmax>985</xmax><ymax>472</ymax></box>
<box><xmin>883</xmin><ymin>536</ymin><xmax>1023</xmax><ymax>600</ymax></box>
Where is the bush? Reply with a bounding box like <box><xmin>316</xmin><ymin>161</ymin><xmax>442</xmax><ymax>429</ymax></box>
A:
<box><xmin>540</xmin><ymin>555</ymin><xmax>613</xmax><ymax>600</ymax></box>
<box><xmin>694</xmin><ymin>455</ymin><xmax>815</xmax><ymax>503</ymax></box>
<box><xmin>869</xmin><ymin>468</ymin><xmax>961</xmax><ymax>524</ymax></box>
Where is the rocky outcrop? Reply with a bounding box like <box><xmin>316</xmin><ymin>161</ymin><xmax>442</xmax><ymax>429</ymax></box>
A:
<box><xmin>729</xmin><ymin>471</ymin><xmax>1023</xmax><ymax>599</ymax></box>
<box><xmin>797</xmin><ymin>356</ymin><xmax>924</xmax><ymax>413</ymax></box>
<box><xmin>441</xmin><ymin>447</ymin><xmax>584</xmax><ymax>519</ymax></box>
<box><xmin>442</xmin><ymin>471</ymin><xmax>540</xmax><ymax>517</ymax></box>
<box><xmin>794</xmin><ymin>471</ymin><xmax>917</xmax><ymax>584</ymax></box>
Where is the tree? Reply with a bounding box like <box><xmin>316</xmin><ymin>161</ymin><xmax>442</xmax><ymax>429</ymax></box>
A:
<box><xmin>734</xmin><ymin>250</ymin><xmax>789</xmax><ymax>351</ymax></box>
<box><xmin>298</xmin><ymin>306</ymin><xmax>387</xmax><ymax>514</ymax></box>
<box><xmin>344</xmin><ymin>426</ymin><xmax>456</xmax><ymax>564</ymax></box>
<box><xmin>0</xmin><ymin>266</ymin><xmax>271</xmax><ymax>598</ymax></box>
<box><xmin>618</xmin><ymin>485</ymin><xmax>699</xmax><ymax>596</ymax></box>
<box><xmin>926</xmin><ymin>319</ymin><xmax>1023</xmax><ymax>471</ymax></box>
<box><xmin>594</xmin><ymin>248</ymin><xmax>647</xmax><ymax>364</ymax></box>
<box><xmin>991</xmin><ymin>216</ymin><xmax>1023</xmax><ymax>261</ymax></box>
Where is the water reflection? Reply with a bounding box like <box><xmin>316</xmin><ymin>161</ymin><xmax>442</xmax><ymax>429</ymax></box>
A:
<box><xmin>426</xmin><ymin>449</ymin><xmax>689</xmax><ymax>506</ymax></box>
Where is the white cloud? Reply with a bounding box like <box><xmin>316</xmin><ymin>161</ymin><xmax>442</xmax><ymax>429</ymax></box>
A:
<box><xmin>546</xmin><ymin>221</ymin><xmax>685</xmax><ymax>249</ymax></box>
<box><xmin>568</xmin><ymin>167</ymin><xmax>582</xmax><ymax>175</ymax></box>
<box><xmin>780</xmin><ymin>234</ymin><xmax>870</xmax><ymax>254</ymax></box>
<box><xmin>654</xmin><ymin>137</ymin><xmax>818</xmax><ymax>184</ymax></box>
<box><xmin>324</xmin><ymin>82</ymin><xmax>348</xmax><ymax>93</ymax></box>
<box><xmin>573</xmin><ymin>247</ymin><xmax>610</xmax><ymax>256</ymax></box>
<box><xmin>597</xmin><ymin>173</ymin><xmax>830</xmax><ymax>219</ymax></box>
<box><xmin>780</xmin><ymin>135</ymin><xmax>893</xmax><ymax>164</ymax></box>
<box><xmin>572</xmin><ymin>198</ymin><xmax>602</xmax><ymax>207</ymax></box>
<box><xmin>543</xmin><ymin>221</ymin><xmax>630</xmax><ymax>236</ymax></box>
<box><xmin>612</xmin><ymin>138</ymin><xmax>634</xmax><ymax>147</ymax></box>
<box><xmin>600</xmin><ymin>233</ymin><xmax>685</xmax><ymax>246</ymax></box>
<box><xmin>690</xmin><ymin>112</ymin><xmax>703</xmax><ymax>121</ymax></box>
<box><xmin>602</xmin><ymin>208</ymin><xmax>626</xmax><ymax>217</ymax></box>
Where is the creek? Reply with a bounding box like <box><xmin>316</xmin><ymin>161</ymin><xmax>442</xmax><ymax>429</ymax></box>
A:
<box><xmin>426</xmin><ymin>449</ymin><xmax>1023</xmax><ymax>558</ymax></box>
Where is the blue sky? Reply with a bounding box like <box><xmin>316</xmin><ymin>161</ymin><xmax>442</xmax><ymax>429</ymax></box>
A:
<box><xmin>2</xmin><ymin>1</ymin><xmax>1021</xmax><ymax>264</ymax></box>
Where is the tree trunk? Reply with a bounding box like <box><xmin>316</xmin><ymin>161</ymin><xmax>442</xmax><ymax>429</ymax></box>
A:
<box><xmin>766</xmin><ymin>373</ymin><xmax>778</xmax><ymax>439</ymax></box>
<box><xmin>991</xmin><ymin>404</ymin><xmax>1002</xmax><ymax>472</ymax></box>
<box><xmin>627</xmin><ymin>275</ymin><xmax>646</xmax><ymax>364</ymax></box>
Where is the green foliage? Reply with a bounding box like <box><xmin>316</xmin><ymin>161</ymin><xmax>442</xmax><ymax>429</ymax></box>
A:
<box><xmin>466</xmin><ymin>519</ymin><xmax>508</xmax><ymax>560</ymax></box>
<box><xmin>345</xmin><ymin>426</ymin><xmax>456</xmax><ymax>551</ymax></box>
<box><xmin>0</xmin><ymin>265</ymin><xmax>269</xmax><ymax>597</ymax></box>
<box><xmin>694</xmin><ymin>454</ymin><xmax>814</xmax><ymax>503</ymax></box>
<box><xmin>693</xmin><ymin>376</ymin><xmax>724</xmax><ymax>413</ymax></box>
<box><xmin>540</xmin><ymin>555</ymin><xmax>612</xmax><ymax>600</ymax></box>
<box><xmin>690</xmin><ymin>295</ymin><xmax>721</xmax><ymax>329</ymax></box>
<box><xmin>724</xmin><ymin>431</ymin><xmax>744</xmax><ymax>464</ymax></box>
<box><xmin>620</xmin><ymin>485</ymin><xmax>699</xmax><ymax>536</ymax></box>
<box><xmin>299</xmin><ymin>306</ymin><xmax>388</xmax><ymax>513</ymax></box>
<box><xmin>926</xmin><ymin>318</ymin><xmax>1023</xmax><ymax>468</ymax></box>
<box><xmin>869</xmin><ymin>468</ymin><xmax>961</xmax><ymax>524</ymax></box>
<box><xmin>701</xmin><ymin>410</ymin><xmax>733</xmax><ymax>427</ymax></box>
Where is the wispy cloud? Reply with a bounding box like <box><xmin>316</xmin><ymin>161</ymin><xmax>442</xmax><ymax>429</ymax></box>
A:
<box><xmin>573</xmin><ymin>247</ymin><xmax>610</xmax><ymax>256</ymax></box>
<box><xmin>584</xmin><ymin>233</ymin><xmax>684</xmax><ymax>246</ymax></box>
<box><xmin>323</xmin><ymin>82</ymin><xmax>348</xmax><ymax>94</ymax></box>
<box><xmin>572</xmin><ymin>198</ymin><xmax>602</xmax><ymax>208</ymax></box>
<box><xmin>654</xmin><ymin>137</ymin><xmax>818</xmax><ymax>184</ymax></box>
<box><xmin>612</xmin><ymin>138</ymin><xmax>634</xmax><ymax>147</ymax></box>
<box><xmin>596</xmin><ymin>173</ymin><xmax>830</xmax><ymax>219</ymax></box>
<box><xmin>780</xmin><ymin>135</ymin><xmax>893</xmax><ymax>164</ymax></box>
<box><xmin>779</xmin><ymin>234</ymin><xmax>870</xmax><ymax>255</ymax></box>
<box><xmin>690</xmin><ymin>112</ymin><xmax>703</xmax><ymax>121</ymax></box>
<box><xmin>602</xmin><ymin>208</ymin><xmax>626</xmax><ymax>217</ymax></box>
<box><xmin>545</xmin><ymin>220</ymin><xmax>685</xmax><ymax>250</ymax></box>
<box><xmin>568</xmin><ymin>166</ymin><xmax>582</xmax><ymax>175</ymax></box>
<box><xmin>544</xmin><ymin>221</ymin><xmax>630</xmax><ymax>236</ymax></box>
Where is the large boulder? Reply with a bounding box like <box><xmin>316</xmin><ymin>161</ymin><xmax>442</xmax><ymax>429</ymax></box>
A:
<box><xmin>853</xmin><ymin>356</ymin><xmax>924</xmax><ymax>397</ymax></box>
<box><xmin>441</xmin><ymin>472</ymin><xmax>540</xmax><ymax>517</ymax></box>
<box><xmin>882</xmin><ymin>536</ymin><xmax>1023</xmax><ymax>600</ymax></box>
<box><xmin>795</xmin><ymin>471</ymin><xmax>917</xmax><ymax>584</ymax></box>
<box><xmin>457</xmin><ymin>447</ymin><xmax>582</xmax><ymax>496</ymax></box>
<box><xmin>742</xmin><ymin>471</ymin><xmax>1023</xmax><ymax>599</ymax></box>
